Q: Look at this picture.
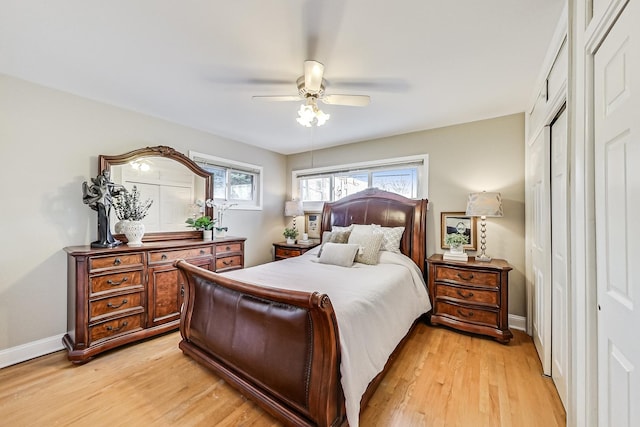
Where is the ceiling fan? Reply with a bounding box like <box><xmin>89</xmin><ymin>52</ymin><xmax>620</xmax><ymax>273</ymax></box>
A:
<box><xmin>252</xmin><ymin>60</ymin><xmax>370</xmax><ymax>126</ymax></box>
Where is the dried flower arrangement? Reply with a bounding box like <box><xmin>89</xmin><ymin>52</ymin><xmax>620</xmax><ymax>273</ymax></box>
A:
<box><xmin>113</xmin><ymin>185</ymin><xmax>153</xmax><ymax>221</ymax></box>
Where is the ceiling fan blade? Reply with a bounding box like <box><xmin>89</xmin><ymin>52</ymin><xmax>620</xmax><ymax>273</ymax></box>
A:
<box><xmin>321</xmin><ymin>94</ymin><xmax>370</xmax><ymax>107</ymax></box>
<box><xmin>304</xmin><ymin>60</ymin><xmax>325</xmax><ymax>93</ymax></box>
<box><xmin>252</xmin><ymin>95</ymin><xmax>302</xmax><ymax>102</ymax></box>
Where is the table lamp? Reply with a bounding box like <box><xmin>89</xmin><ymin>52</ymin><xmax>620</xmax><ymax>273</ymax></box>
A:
<box><xmin>465</xmin><ymin>192</ymin><xmax>503</xmax><ymax>262</ymax></box>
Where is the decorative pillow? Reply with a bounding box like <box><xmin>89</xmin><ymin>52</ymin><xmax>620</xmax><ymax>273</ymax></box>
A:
<box><xmin>332</xmin><ymin>225</ymin><xmax>354</xmax><ymax>233</ymax></box>
<box><xmin>373</xmin><ymin>225</ymin><xmax>405</xmax><ymax>253</ymax></box>
<box><xmin>351</xmin><ymin>224</ymin><xmax>376</xmax><ymax>235</ymax></box>
<box><xmin>317</xmin><ymin>243</ymin><xmax>360</xmax><ymax>267</ymax></box>
<box><xmin>317</xmin><ymin>231</ymin><xmax>352</xmax><ymax>257</ymax></box>
<box><xmin>348</xmin><ymin>232</ymin><xmax>384</xmax><ymax>265</ymax></box>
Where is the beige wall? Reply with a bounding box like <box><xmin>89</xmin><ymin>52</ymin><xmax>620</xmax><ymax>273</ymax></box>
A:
<box><xmin>287</xmin><ymin>113</ymin><xmax>526</xmax><ymax>316</ymax></box>
<box><xmin>0</xmin><ymin>74</ymin><xmax>287</xmax><ymax>351</ymax></box>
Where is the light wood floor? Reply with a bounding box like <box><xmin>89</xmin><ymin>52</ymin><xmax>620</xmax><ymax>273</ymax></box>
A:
<box><xmin>0</xmin><ymin>323</ymin><xmax>565</xmax><ymax>426</ymax></box>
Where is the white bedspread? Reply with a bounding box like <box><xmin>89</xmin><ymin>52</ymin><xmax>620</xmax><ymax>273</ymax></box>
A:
<box><xmin>223</xmin><ymin>249</ymin><xmax>431</xmax><ymax>427</ymax></box>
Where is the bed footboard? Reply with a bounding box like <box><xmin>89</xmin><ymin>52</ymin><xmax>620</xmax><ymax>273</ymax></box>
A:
<box><xmin>176</xmin><ymin>260</ymin><xmax>346</xmax><ymax>427</ymax></box>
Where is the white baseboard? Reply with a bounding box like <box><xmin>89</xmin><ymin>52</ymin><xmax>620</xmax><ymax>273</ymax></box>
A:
<box><xmin>509</xmin><ymin>314</ymin><xmax>527</xmax><ymax>332</ymax></box>
<box><xmin>0</xmin><ymin>334</ymin><xmax>65</xmax><ymax>369</ymax></box>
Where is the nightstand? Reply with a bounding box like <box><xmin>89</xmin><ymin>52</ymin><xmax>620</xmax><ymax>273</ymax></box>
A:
<box><xmin>427</xmin><ymin>254</ymin><xmax>513</xmax><ymax>343</ymax></box>
<box><xmin>273</xmin><ymin>241</ymin><xmax>320</xmax><ymax>261</ymax></box>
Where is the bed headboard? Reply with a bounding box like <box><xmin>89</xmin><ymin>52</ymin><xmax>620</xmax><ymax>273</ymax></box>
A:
<box><xmin>320</xmin><ymin>188</ymin><xmax>428</xmax><ymax>273</ymax></box>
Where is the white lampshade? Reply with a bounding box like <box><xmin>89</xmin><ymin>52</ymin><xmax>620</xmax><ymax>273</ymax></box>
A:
<box><xmin>284</xmin><ymin>200</ymin><xmax>304</xmax><ymax>217</ymax></box>
<box><xmin>465</xmin><ymin>192</ymin><xmax>503</xmax><ymax>217</ymax></box>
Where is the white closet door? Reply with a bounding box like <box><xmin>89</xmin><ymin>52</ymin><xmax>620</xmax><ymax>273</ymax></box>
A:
<box><xmin>528</xmin><ymin>128</ymin><xmax>552</xmax><ymax>375</ymax></box>
<box><xmin>551</xmin><ymin>107</ymin><xmax>569</xmax><ymax>408</ymax></box>
<box><xmin>594</xmin><ymin>2</ymin><xmax>640</xmax><ymax>426</ymax></box>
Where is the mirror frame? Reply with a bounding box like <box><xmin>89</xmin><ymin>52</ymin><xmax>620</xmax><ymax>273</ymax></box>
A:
<box><xmin>99</xmin><ymin>145</ymin><xmax>213</xmax><ymax>242</ymax></box>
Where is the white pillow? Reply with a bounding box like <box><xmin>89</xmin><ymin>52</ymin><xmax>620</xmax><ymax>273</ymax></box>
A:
<box><xmin>348</xmin><ymin>232</ymin><xmax>384</xmax><ymax>265</ymax></box>
<box><xmin>317</xmin><ymin>242</ymin><xmax>360</xmax><ymax>267</ymax></box>
<box><xmin>332</xmin><ymin>224</ymin><xmax>354</xmax><ymax>233</ymax></box>
<box><xmin>351</xmin><ymin>224</ymin><xmax>376</xmax><ymax>235</ymax></box>
<box><xmin>317</xmin><ymin>231</ymin><xmax>351</xmax><ymax>258</ymax></box>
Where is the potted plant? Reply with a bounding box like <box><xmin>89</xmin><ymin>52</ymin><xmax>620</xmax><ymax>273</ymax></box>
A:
<box><xmin>283</xmin><ymin>227</ymin><xmax>299</xmax><ymax>244</ymax></box>
<box><xmin>445</xmin><ymin>232</ymin><xmax>469</xmax><ymax>254</ymax></box>
<box><xmin>112</xmin><ymin>185</ymin><xmax>153</xmax><ymax>246</ymax></box>
<box><xmin>213</xmin><ymin>201</ymin><xmax>237</xmax><ymax>238</ymax></box>
<box><xmin>186</xmin><ymin>215</ymin><xmax>216</xmax><ymax>240</ymax></box>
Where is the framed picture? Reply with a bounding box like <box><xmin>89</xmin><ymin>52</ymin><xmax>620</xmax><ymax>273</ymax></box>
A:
<box><xmin>440</xmin><ymin>212</ymin><xmax>477</xmax><ymax>250</ymax></box>
<box><xmin>305</xmin><ymin>212</ymin><xmax>321</xmax><ymax>239</ymax></box>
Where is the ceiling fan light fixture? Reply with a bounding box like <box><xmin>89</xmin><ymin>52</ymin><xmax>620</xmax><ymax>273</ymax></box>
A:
<box><xmin>296</xmin><ymin>97</ymin><xmax>330</xmax><ymax>127</ymax></box>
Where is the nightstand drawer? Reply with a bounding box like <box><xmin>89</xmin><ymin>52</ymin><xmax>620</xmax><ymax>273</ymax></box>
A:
<box><xmin>436</xmin><ymin>283</ymin><xmax>498</xmax><ymax>307</ymax></box>
<box><xmin>435</xmin><ymin>301</ymin><xmax>498</xmax><ymax>327</ymax></box>
<box><xmin>275</xmin><ymin>247</ymin><xmax>302</xmax><ymax>258</ymax></box>
<box><xmin>434</xmin><ymin>265</ymin><xmax>499</xmax><ymax>288</ymax></box>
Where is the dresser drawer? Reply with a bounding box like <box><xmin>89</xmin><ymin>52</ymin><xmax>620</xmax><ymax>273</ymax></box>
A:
<box><xmin>216</xmin><ymin>255</ymin><xmax>242</xmax><ymax>272</ymax></box>
<box><xmin>436</xmin><ymin>283</ymin><xmax>498</xmax><ymax>307</ymax></box>
<box><xmin>275</xmin><ymin>247</ymin><xmax>302</xmax><ymax>258</ymax></box>
<box><xmin>89</xmin><ymin>253</ymin><xmax>144</xmax><ymax>272</ymax></box>
<box><xmin>90</xmin><ymin>292</ymin><xmax>143</xmax><ymax>321</ymax></box>
<box><xmin>434</xmin><ymin>265</ymin><xmax>499</xmax><ymax>288</ymax></box>
<box><xmin>216</xmin><ymin>242</ymin><xmax>242</xmax><ymax>254</ymax></box>
<box><xmin>148</xmin><ymin>247</ymin><xmax>213</xmax><ymax>263</ymax></box>
<box><xmin>89</xmin><ymin>313</ymin><xmax>144</xmax><ymax>343</ymax></box>
<box><xmin>435</xmin><ymin>301</ymin><xmax>498</xmax><ymax>327</ymax></box>
<box><xmin>90</xmin><ymin>270</ymin><xmax>143</xmax><ymax>295</ymax></box>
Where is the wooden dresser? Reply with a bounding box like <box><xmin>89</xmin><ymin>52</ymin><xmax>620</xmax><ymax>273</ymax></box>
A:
<box><xmin>427</xmin><ymin>254</ymin><xmax>513</xmax><ymax>343</ymax></box>
<box><xmin>63</xmin><ymin>237</ymin><xmax>245</xmax><ymax>363</ymax></box>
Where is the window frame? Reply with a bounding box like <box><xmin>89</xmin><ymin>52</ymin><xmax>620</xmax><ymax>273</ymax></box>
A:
<box><xmin>292</xmin><ymin>154</ymin><xmax>429</xmax><ymax>212</ymax></box>
<box><xmin>189</xmin><ymin>151</ymin><xmax>263</xmax><ymax>211</ymax></box>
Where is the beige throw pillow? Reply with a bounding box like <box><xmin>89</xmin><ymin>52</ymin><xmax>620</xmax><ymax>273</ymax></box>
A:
<box><xmin>317</xmin><ymin>243</ymin><xmax>360</xmax><ymax>267</ymax></box>
<box><xmin>348</xmin><ymin>232</ymin><xmax>384</xmax><ymax>265</ymax></box>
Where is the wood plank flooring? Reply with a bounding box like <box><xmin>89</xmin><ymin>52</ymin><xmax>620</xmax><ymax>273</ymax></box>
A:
<box><xmin>0</xmin><ymin>323</ymin><xmax>565</xmax><ymax>426</ymax></box>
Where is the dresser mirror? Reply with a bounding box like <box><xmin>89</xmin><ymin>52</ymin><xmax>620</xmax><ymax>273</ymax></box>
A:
<box><xmin>99</xmin><ymin>145</ymin><xmax>212</xmax><ymax>242</ymax></box>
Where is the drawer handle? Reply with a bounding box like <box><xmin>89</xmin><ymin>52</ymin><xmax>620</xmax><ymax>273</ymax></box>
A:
<box><xmin>284</xmin><ymin>250</ymin><xmax>290</xmax><ymax>255</ymax></box>
<box><xmin>222</xmin><ymin>260</ymin><xmax>234</xmax><ymax>266</ymax></box>
<box><xmin>457</xmin><ymin>273</ymin><xmax>475</xmax><ymax>281</ymax></box>
<box><xmin>225</xmin><ymin>246</ymin><xmax>231</xmax><ymax>251</ymax></box>
<box><xmin>113</xmin><ymin>258</ymin><xmax>121</xmax><ymax>266</ymax></box>
<box><xmin>161</xmin><ymin>254</ymin><xmax>168</xmax><ymax>260</ymax></box>
<box><xmin>107</xmin><ymin>299</ymin><xmax>128</xmax><ymax>309</ymax></box>
<box><xmin>456</xmin><ymin>309</ymin><xmax>474</xmax><ymax>318</ymax></box>
<box><xmin>106</xmin><ymin>277</ymin><xmax>128</xmax><ymax>286</ymax></box>
<box><xmin>106</xmin><ymin>321</ymin><xmax>128</xmax><ymax>332</ymax></box>
<box><xmin>456</xmin><ymin>290</ymin><xmax>474</xmax><ymax>299</ymax></box>
<box><xmin>200</xmin><ymin>250</ymin><xmax>205</xmax><ymax>255</ymax></box>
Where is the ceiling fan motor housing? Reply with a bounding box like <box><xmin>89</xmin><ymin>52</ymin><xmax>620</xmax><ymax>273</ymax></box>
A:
<box><xmin>297</xmin><ymin>76</ymin><xmax>325</xmax><ymax>97</ymax></box>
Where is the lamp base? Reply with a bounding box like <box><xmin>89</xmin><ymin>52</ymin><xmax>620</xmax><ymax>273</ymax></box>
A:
<box><xmin>475</xmin><ymin>254</ymin><xmax>492</xmax><ymax>262</ymax></box>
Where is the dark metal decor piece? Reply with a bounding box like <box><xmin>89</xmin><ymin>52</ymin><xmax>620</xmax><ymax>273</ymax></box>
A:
<box><xmin>82</xmin><ymin>170</ymin><xmax>126</xmax><ymax>248</ymax></box>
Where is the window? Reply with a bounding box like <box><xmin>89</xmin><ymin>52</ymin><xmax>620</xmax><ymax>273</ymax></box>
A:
<box><xmin>189</xmin><ymin>151</ymin><xmax>263</xmax><ymax>210</ymax></box>
<box><xmin>293</xmin><ymin>155</ymin><xmax>428</xmax><ymax>211</ymax></box>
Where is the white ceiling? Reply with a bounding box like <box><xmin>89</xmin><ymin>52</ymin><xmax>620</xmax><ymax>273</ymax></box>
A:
<box><xmin>0</xmin><ymin>0</ymin><xmax>565</xmax><ymax>155</ymax></box>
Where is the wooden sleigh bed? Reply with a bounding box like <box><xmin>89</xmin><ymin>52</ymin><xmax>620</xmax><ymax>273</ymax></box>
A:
<box><xmin>176</xmin><ymin>189</ymin><xmax>429</xmax><ymax>426</ymax></box>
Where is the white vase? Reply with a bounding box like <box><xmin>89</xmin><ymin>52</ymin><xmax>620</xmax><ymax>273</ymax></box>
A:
<box><xmin>203</xmin><ymin>230</ymin><xmax>213</xmax><ymax>241</ymax></box>
<box><xmin>450</xmin><ymin>244</ymin><xmax>464</xmax><ymax>254</ymax></box>
<box><xmin>114</xmin><ymin>219</ymin><xmax>130</xmax><ymax>234</ymax></box>
<box><xmin>215</xmin><ymin>228</ymin><xmax>226</xmax><ymax>239</ymax></box>
<box><xmin>124</xmin><ymin>221</ymin><xmax>145</xmax><ymax>246</ymax></box>
<box><xmin>286</xmin><ymin>238</ymin><xmax>295</xmax><ymax>245</ymax></box>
